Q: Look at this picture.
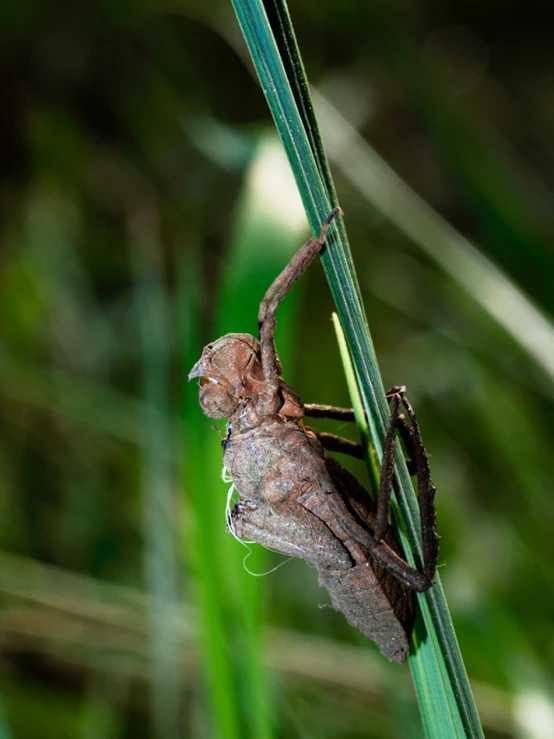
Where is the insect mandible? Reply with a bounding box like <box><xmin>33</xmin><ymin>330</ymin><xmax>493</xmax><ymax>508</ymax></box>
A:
<box><xmin>189</xmin><ymin>208</ymin><xmax>440</xmax><ymax>662</ymax></box>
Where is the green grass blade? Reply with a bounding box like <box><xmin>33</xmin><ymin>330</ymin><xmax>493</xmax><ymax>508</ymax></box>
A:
<box><xmin>331</xmin><ymin>313</ymin><xmax>379</xmax><ymax>498</ymax></box>
<box><xmin>230</xmin><ymin>0</ymin><xmax>484</xmax><ymax>736</ymax></box>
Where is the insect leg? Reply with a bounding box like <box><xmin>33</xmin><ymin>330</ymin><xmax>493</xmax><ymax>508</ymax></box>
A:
<box><xmin>366</xmin><ymin>540</ymin><xmax>432</xmax><ymax>591</ymax></box>
<box><xmin>257</xmin><ymin>208</ymin><xmax>342</xmax><ymax>394</ymax></box>
<box><xmin>303</xmin><ymin>403</ymin><xmax>356</xmax><ymax>422</ymax></box>
<box><xmin>299</xmin><ymin>483</ymin><xmax>431</xmax><ymax>591</ymax></box>
<box><xmin>304</xmin><ymin>404</ymin><xmax>416</xmax><ymax>469</ymax></box>
<box><xmin>396</xmin><ymin>390</ymin><xmax>440</xmax><ymax>582</ymax></box>
<box><xmin>257</xmin><ymin>208</ymin><xmax>342</xmax><ymax>330</ymax></box>
<box><xmin>373</xmin><ymin>391</ymin><xmax>401</xmax><ymax>543</ymax></box>
<box><xmin>395</xmin><ymin>415</ymin><xmax>417</xmax><ymax>475</ymax></box>
<box><xmin>306</xmin><ymin>428</ymin><xmax>363</xmax><ymax>460</ymax></box>
<box><xmin>298</xmin><ymin>487</ymin><xmax>373</xmax><ymax>566</ymax></box>
<box><xmin>374</xmin><ymin>386</ymin><xmax>439</xmax><ymax>583</ymax></box>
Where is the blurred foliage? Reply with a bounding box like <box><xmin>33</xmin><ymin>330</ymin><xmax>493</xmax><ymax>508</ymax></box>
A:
<box><xmin>1</xmin><ymin>0</ymin><xmax>553</xmax><ymax>738</ymax></box>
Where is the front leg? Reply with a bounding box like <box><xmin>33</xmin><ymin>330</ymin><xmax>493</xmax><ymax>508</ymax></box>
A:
<box><xmin>304</xmin><ymin>425</ymin><xmax>363</xmax><ymax>460</ymax></box>
<box><xmin>257</xmin><ymin>208</ymin><xmax>342</xmax><ymax>396</ymax></box>
<box><xmin>303</xmin><ymin>404</ymin><xmax>356</xmax><ymax>422</ymax></box>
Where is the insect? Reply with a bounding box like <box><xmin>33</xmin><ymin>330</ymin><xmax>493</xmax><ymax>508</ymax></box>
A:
<box><xmin>189</xmin><ymin>208</ymin><xmax>439</xmax><ymax>662</ymax></box>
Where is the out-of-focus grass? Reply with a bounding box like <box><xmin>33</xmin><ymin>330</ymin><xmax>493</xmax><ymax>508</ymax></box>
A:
<box><xmin>0</xmin><ymin>549</ymin><xmax>515</xmax><ymax>735</ymax></box>
<box><xmin>0</xmin><ymin>700</ymin><xmax>11</xmax><ymax>739</ymax></box>
<box><xmin>313</xmin><ymin>90</ymin><xmax>554</xmax><ymax>385</ymax></box>
<box><xmin>361</xmin><ymin>5</ymin><xmax>554</xmax><ymax>313</ymax></box>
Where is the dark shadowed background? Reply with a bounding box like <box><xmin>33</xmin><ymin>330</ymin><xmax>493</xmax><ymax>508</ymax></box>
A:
<box><xmin>1</xmin><ymin>1</ymin><xmax>553</xmax><ymax>737</ymax></box>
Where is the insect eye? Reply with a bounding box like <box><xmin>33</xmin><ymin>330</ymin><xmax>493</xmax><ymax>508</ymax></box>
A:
<box><xmin>200</xmin><ymin>376</ymin><xmax>218</xmax><ymax>386</ymax></box>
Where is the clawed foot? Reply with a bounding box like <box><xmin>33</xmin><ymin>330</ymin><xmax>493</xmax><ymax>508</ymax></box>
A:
<box><xmin>230</xmin><ymin>499</ymin><xmax>257</xmax><ymax>523</ymax></box>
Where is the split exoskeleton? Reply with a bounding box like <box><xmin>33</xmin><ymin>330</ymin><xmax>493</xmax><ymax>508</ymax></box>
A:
<box><xmin>190</xmin><ymin>209</ymin><xmax>439</xmax><ymax>662</ymax></box>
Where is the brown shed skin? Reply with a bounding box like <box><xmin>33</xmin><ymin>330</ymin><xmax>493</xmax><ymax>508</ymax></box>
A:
<box><xmin>191</xmin><ymin>334</ymin><xmax>415</xmax><ymax>662</ymax></box>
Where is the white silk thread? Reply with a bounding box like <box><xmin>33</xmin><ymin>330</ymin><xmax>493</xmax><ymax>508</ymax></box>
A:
<box><xmin>221</xmin><ymin>465</ymin><xmax>292</xmax><ymax>577</ymax></box>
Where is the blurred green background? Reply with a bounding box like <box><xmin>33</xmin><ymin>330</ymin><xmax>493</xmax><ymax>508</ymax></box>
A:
<box><xmin>1</xmin><ymin>0</ymin><xmax>553</xmax><ymax>737</ymax></box>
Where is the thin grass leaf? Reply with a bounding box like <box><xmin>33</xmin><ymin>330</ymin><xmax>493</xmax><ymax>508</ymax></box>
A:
<box><xmin>331</xmin><ymin>313</ymin><xmax>379</xmax><ymax>498</ymax></box>
<box><xmin>313</xmin><ymin>91</ymin><xmax>554</xmax><ymax>387</ymax></box>
<box><xmin>230</xmin><ymin>0</ymin><xmax>484</xmax><ymax>736</ymax></box>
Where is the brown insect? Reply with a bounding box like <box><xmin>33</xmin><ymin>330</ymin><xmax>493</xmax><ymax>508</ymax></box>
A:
<box><xmin>189</xmin><ymin>209</ymin><xmax>439</xmax><ymax>662</ymax></box>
